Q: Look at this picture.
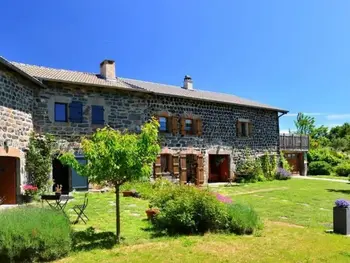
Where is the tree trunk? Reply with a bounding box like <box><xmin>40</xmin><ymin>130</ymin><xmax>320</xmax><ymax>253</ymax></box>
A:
<box><xmin>115</xmin><ymin>184</ymin><xmax>120</xmax><ymax>243</ymax></box>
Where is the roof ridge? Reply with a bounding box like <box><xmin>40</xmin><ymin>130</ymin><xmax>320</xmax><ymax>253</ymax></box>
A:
<box><xmin>121</xmin><ymin>77</ymin><xmax>182</xmax><ymax>89</ymax></box>
<box><xmin>11</xmin><ymin>61</ymin><xmax>98</xmax><ymax>76</ymax></box>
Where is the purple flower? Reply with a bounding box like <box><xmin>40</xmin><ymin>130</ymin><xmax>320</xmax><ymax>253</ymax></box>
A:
<box><xmin>215</xmin><ymin>193</ymin><xmax>233</xmax><ymax>204</ymax></box>
<box><xmin>276</xmin><ymin>167</ymin><xmax>291</xmax><ymax>180</ymax></box>
<box><xmin>335</xmin><ymin>199</ymin><xmax>350</xmax><ymax>208</ymax></box>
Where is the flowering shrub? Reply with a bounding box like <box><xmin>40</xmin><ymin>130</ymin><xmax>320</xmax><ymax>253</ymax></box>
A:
<box><xmin>335</xmin><ymin>199</ymin><xmax>350</xmax><ymax>208</ymax></box>
<box><xmin>275</xmin><ymin>167</ymin><xmax>292</xmax><ymax>180</ymax></box>
<box><xmin>22</xmin><ymin>184</ymin><xmax>38</xmax><ymax>196</ymax></box>
<box><xmin>215</xmin><ymin>193</ymin><xmax>233</xmax><ymax>204</ymax></box>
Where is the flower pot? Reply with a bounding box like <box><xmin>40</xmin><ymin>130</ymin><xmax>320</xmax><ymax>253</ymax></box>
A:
<box><xmin>333</xmin><ymin>207</ymin><xmax>350</xmax><ymax>235</ymax></box>
<box><xmin>146</xmin><ymin>209</ymin><xmax>159</xmax><ymax>220</ymax></box>
<box><xmin>123</xmin><ymin>191</ymin><xmax>134</xmax><ymax>197</ymax></box>
<box><xmin>22</xmin><ymin>195</ymin><xmax>33</xmax><ymax>204</ymax></box>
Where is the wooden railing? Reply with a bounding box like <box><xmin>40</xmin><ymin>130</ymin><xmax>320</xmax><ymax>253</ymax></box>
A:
<box><xmin>279</xmin><ymin>134</ymin><xmax>309</xmax><ymax>151</ymax></box>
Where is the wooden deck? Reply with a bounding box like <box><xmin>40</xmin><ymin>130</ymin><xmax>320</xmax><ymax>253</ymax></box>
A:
<box><xmin>280</xmin><ymin>134</ymin><xmax>309</xmax><ymax>151</ymax></box>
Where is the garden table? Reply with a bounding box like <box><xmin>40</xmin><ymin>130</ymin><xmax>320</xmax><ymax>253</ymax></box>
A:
<box><xmin>41</xmin><ymin>194</ymin><xmax>74</xmax><ymax>213</ymax></box>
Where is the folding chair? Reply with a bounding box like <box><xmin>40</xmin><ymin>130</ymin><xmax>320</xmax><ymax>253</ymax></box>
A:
<box><xmin>73</xmin><ymin>193</ymin><xmax>89</xmax><ymax>224</ymax></box>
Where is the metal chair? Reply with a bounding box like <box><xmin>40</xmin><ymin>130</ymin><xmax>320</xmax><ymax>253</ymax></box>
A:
<box><xmin>73</xmin><ymin>193</ymin><xmax>89</xmax><ymax>224</ymax></box>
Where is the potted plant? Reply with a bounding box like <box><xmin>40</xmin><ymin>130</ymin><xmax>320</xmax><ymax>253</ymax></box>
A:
<box><xmin>333</xmin><ymin>199</ymin><xmax>350</xmax><ymax>235</ymax></box>
<box><xmin>145</xmin><ymin>205</ymin><xmax>159</xmax><ymax>220</ymax></box>
<box><xmin>22</xmin><ymin>184</ymin><xmax>38</xmax><ymax>203</ymax></box>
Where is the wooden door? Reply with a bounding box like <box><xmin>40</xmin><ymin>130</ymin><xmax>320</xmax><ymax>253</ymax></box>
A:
<box><xmin>196</xmin><ymin>154</ymin><xmax>204</xmax><ymax>185</ymax></box>
<box><xmin>285</xmin><ymin>153</ymin><xmax>300</xmax><ymax>174</ymax></box>
<box><xmin>0</xmin><ymin>157</ymin><xmax>17</xmax><ymax>204</ymax></box>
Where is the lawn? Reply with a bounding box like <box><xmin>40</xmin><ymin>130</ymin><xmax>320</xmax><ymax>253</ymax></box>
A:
<box><xmin>55</xmin><ymin>179</ymin><xmax>350</xmax><ymax>263</ymax></box>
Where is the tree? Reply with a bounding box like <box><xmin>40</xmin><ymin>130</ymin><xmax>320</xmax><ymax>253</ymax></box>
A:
<box><xmin>26</xmin><ymin>133</ymin><xmax>56</xmax><ymax>190</ymax></box>
<box><xmin>59</xmin><ymin>118</ymin><xmax>160</xmax><ymax>243</ymax></box>
<box><xmin>294</xmin><ymin>113</ymin><xmax>315</xmax><ymax>135</ymax></box>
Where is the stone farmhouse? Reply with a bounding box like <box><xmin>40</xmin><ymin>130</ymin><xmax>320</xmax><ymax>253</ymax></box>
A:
<box><xmin>0</xmin><ymin>56</ymin><xmax>308</xmax><ymax>204</ymax></box>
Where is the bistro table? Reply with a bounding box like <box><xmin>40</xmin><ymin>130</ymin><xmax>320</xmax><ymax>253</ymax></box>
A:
<box><xmin>41</xmin><ymin>194</ymin><xmax>74</xmax><ymax>213</ymax></box>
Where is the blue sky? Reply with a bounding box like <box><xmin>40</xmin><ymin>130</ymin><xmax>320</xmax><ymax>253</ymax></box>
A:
<box><xmin>2</xmin><ymin>0</ymin><xmax>350</xmax><ymax>132</ymax></box>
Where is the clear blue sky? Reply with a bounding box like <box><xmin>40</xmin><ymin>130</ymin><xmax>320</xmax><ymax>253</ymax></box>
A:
<box><xmin>2</xmin><ymin>0</ymin><xmax>350</xmax><ymax>132</ymax></box>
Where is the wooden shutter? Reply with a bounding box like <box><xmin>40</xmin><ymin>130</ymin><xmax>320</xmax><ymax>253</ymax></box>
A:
<box><xmin>196</xmin><ymin>154</ymin><xmax>204</xmax><ymax>185</ymax></box>
<box><xmin>180</xmin><ymin>118</ymin><xmax>186</xmax><ymax>136</ymax></box>
<box><xmin>172</xmin><ymin>155</ymin><xmax>179</xmax><ymax>177</ymax></box>
<box><xmin>154</xmin><ymin>155</ymin><xmax>162</xmax><ymax>178</ymax></box>
<box><xmin>248</xmin><ymin>122</ymin><xmax>253</xmax><ymax>137</ymax></box>
<box><xmin>171</xmin><ymin>116</ymin><xmax>178</xmax><ymax>135</ymax></box>
<box><xmin>91</xmin><ymin>105</ymin><xmax>104</xmax><ymax>125</ymax></box>
<box><xmin>236</xmin><ymin>120</ymin><xmax>241</xmax><ymax>137</ymax></box>
<box><xmin>195</xmin><ymin>119</ymin><xmax>203</xmax><ymax>136</ymax></box>
<box><xmin>69</xmin><ymin>101</ymin><xmax>83</xmax><ymax>123</ymax></box>
<box><xmin>166</xmin><ymin>117</ymin><xmax>171</xmax><ymax>133</ymax></box>
<box><xmin>180</xmin><ymin>154</ymin><xmax>187</xmax><ymax>184</ymax></box>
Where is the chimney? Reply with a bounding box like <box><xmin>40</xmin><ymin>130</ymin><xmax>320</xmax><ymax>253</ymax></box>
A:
<box><xmin>100</xmin><ymin>59</ymin><xmax>116</xmax><ymax>80</ymax></box>
<box><xmin>183</xmin><ymin>75</ymin><xmax>193</xmax><ymax>90</ymax></box>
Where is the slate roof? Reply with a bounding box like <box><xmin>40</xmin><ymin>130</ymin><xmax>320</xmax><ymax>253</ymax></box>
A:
<box><xmin>10</xmin><ymin>61</ymin><xmax>287</xmax><ymax>113</ymax></box>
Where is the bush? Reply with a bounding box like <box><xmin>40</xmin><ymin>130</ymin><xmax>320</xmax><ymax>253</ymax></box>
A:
<box><xmin>275</xmin><ymin>167</ymin><xmax>292</xmax><ymax>180</ymax></box>
<box><xmin>260</xmin><ymin>152</ymin><xmax>277</xmax><ymax>180</ymax></box>
<box><xmin>226</xmin><ymin>203</ymin><xmax>262</xmax><ymax>234</ymax></box>
<box><xmin>308</xmin><ymin>161</ymin><xmax>332</xmax><ymax>175</ymax></box>
<box><xmin>0</xmin><ymin>207</ymin><xmax>72</xmax><ymax>262</ymax></box>
<box><xmin>308</xmin><ymin>148</ymin><xmax>343</xmax><ymax>166</ymax></box>
<box><xmin>150</xmin><ymin>186</ymin><xmax>228</xmax><ymax>234</ymax></box>
<box><xmin>150</xmin><ymin>186</ymin><xmax>261</xmax><ymax>235</ymax></box>
<box><xmin>335</xmin><ymin>162</ymin><xmax>350</xmax><ymax>177</ymax></box>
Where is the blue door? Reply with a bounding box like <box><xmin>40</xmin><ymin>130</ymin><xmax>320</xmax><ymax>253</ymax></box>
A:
<box><xmin>71</xmin><ymin>157</ymin><xmax>88</xmax><ymax>190</ymax></box>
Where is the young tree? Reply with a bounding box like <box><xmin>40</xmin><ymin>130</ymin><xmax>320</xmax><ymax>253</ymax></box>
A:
<box><xmin>294</xmin><ymin>113</ymin><xmax>315</xmax><ymax>135</ymax></box>
<box><xmin>59</xmin><ymin>118</ymin><xmax>160</xmax><ymax>243</ymax></box>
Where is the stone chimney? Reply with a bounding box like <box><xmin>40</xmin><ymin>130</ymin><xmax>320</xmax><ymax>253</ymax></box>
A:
<box><xmin>100</xmin><ymin>59</ymin><xmax>116</xmax><ymax>80</ymax></box>
<box><xmin>183</xmin><ymin>75</ymin><xmax>193</xmax><ymax>90</ymax></box>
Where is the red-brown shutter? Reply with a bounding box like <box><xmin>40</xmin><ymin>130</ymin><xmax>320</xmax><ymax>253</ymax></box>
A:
<box><xmin>172</xmin><ymin>155</ymin><xmax>179</xmax><ymax>177</ymax></box>
<box><xmin>180</xmin><ymin>118</ymin><xmax>186</xmax><ymax>136</ymax></box>
<box><xmin>166</xmin><ymin>117</ymin><xmax>171</xmax><ymax>133</ymax></box>
<box><xmin>154</xmin><ymin>155</ymin><xmax>162</xmax><ymax>178</ymax></box>
<box><xmin>196</xmin><ymin>154</ymin><xmax>204</xmax><ymax>185</ymax></box>
<box><xmin>196</xmin><ymin>119</ymin><xmax>203</xmax><ymax>136</ymax></box>
<box><xmin>236</xmin><ymin>120</ymin><xmax>241</xmax><ymax>137</ymax></box>
<box><xmin>180</xmin><ymin>154</ymin><xmax>187</xmax><ymax>184</ymax></box>
<box><xmin>248</xmin><ymin>122</ymin><xmax>253</xmax><ymax>137</ymax></box>
<box><xmin>172</xmin><ymin>116</ymin><xmax>178</xmax><ymax>135</ymax></box>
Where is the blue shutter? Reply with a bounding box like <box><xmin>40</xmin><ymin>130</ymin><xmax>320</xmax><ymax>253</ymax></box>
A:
<box><xmin>69</xmin><ymin>101</ymin><xmax>83</xmax><ymax>123</ymax></box>
<box><xmin>92</xmin><ymin>105</ymin><xmax>104</xmax><ymax>125</ymax></box>
<box><xmin>71</xmin><ymin>157</ymin><xmax>88</xmax><ymax>190</ymax></box>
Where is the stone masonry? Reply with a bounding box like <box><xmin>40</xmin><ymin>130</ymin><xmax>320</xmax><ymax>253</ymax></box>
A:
<box><xmin>0</xmin><ymin>65</ymin><xmax>280</xmax><ymax>186</ymax></box>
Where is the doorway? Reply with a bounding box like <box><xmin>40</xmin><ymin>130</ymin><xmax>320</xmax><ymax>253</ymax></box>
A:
<box><xmin>52</xmin><ymin>159</ymin><xmax>70</xmax><ymax>193</ymax></box>
<box><xmin>186</xmin><ymin>154</ymin><xmax>198</xmax><ymax>184</ymax></box>
<box><xmin>284</xmin><ymin>153</ymin><xmax>301</xmax><ymax>175</ymax></box>
<box><xmin>209</xmin><ymin>155</ymin><xmax>230</xmax><ymax>183</ymax></box>
<box><xmin>0</xmin><ymin>157</ymin><xmax>17</xmax><ymax>204</ymax></box>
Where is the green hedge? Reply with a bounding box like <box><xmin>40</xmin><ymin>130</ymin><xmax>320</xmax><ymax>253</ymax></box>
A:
<box><xmin>308</xmin><ymin>161</ymin><xmax>332</xmax><ymax>175</ymax></box>
<box><xmin>150</xmin><ymin>186</ymin><xmax>261</xmax><ymax>235</ymax></box>
<box><xmin>335</xmin><ymin>162</ymin><xmax>350</xmax><ymax>177</ymax></box>
<box><xmin>0</xmin><ymin>207</ymin><xmax>72</xmax><ymax>262</ymax></box>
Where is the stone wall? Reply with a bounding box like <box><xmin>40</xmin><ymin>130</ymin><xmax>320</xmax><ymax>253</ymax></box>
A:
<box><xmin>35</xmin><ymin>81</ymin><xmax>279</xmax><ymax>182</ymax></box>
<box><xmin>0</xmin><ymin>65</ymin><xmax>37</xmax><ymax>186</ymax></box>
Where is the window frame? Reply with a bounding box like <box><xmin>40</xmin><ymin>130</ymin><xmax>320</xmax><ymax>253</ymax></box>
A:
<box><xmin>237</xmin><ymin>119</ymin><xmax>252</xmax><ymax>138</ymax></box>
<box><xmin>54</xmin><ymin>102</ymin><xmax>68</xmax><ymax>123</ymax></box>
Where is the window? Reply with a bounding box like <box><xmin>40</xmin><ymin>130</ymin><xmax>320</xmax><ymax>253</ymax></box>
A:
<box><xmin>92</xmin><ymin>105</ymin><xmax>104</xmax><ymax>125</ymax></box>
<box><xmin>241</xmin><ymin>122</ymin><xmax>247</xmax><ymax>137</ymax></box>
<box><xmin>237</xmin><ymin>119</ymin><xmax>252</xmax><ymax>137</ymax></box>
<box><xmin>55</xmin><ymin>103</ymin><xmax>67</xmax><ymax>122</ymax></box>
<box><xmin>159</xmin><ymin>117</ymin><xmax>167</xmax><ymax>132</ymax></box>
<box><xmin>185</xmin><ymin>119</ymin><xmax>193</xmax><ymax>133</ymax></box>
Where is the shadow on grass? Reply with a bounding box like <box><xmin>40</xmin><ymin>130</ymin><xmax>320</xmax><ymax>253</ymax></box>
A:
<box><xmin>327</xmin><ymin>189</ymin><xmax>350</xmax><ymax>194</ymax></box>
<box><xmin>72</xmin><ymin>227</ymin><xmax>116</xmax><ymax>251</ymax></box>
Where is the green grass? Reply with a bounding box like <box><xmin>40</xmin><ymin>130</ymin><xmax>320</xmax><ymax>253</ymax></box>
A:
<box><xmin>54</xmin><ymin>180</ymin><xmax>350</xmax><ymax>263</ymax></box>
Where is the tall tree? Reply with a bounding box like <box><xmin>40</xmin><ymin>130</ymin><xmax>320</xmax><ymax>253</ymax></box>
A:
<box><xmin>294</xmin><ymin>113</ymin><xmax>316</xmax><ymax>135</ymax></box>
<box><xmin>59</xmin><ymin>118</ymin><xmax>160</xmax><ymax>243</ymax></box>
